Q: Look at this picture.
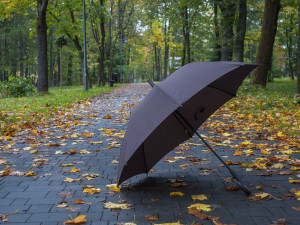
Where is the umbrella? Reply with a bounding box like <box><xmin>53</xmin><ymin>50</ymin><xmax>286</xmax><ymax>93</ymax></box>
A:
<box><xmin>117</xmin><ymin>61</ymin><xmax>258</xmax><ymax>194</ymax></box>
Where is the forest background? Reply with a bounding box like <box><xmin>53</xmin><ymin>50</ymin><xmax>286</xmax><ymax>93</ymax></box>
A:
<box><xmin>0</xmin><ymin>0</ymin><xmax>299</xmax><ymax>95</ymax></box>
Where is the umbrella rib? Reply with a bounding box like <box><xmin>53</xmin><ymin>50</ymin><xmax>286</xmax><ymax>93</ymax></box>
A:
<box><xmin>207</xmin><ymin>85</ymin><xmax>236</xmax><ymax>97</ymax></box>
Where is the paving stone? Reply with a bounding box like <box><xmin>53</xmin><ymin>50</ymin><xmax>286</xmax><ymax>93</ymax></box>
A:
<box><xmin>0</xmin><ymin>84</ymin><xmax>298</xmax><ymax>224</ymax></box>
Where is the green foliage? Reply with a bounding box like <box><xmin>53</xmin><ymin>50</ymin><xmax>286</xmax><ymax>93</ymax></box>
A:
<box><xmin>0</xmin><ymin>76</ymin><xmax>35</xmax><ymax>98</ymax></box>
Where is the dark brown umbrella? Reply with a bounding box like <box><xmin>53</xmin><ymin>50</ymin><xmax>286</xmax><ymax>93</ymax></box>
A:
<box><xmin>117</xmin><ymin>61</ymin><xmax>258</xmax><ymax>194</ymax></box>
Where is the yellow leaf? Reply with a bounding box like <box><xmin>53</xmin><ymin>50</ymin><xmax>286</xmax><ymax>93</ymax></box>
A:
<box><xmin>180</xmin><ymin>164</ymin><xmax>188</xmax><ymax>170</ymax></box>
<box><xmin>154</xmin><ymin>222</ymin><xmax>183</xmax><ymax>225</ymax></box>
<box><xmin>70</xmin><ymin>167</ymin><xmax>81</xmax><ymax>173</ymax></box>
<box><xmin>271</xmin><ymin>163</ymin><xmax>284</xmax><ymax>169</ymax></box>
<box><xmin>78</xmin><ymin>149</ymin><xmax>91</xmax><ymax>154</ymax></box>
<box><xmin>103</xmin><ymin>114</ymin><xmax>112</xmax><ymax>119</ymax></box>
<box><xmin>63</xmin><ymin>215</ymin><xmax>87</xmax><ymax>224</ymax></box>
<box><xmin>83</xmin><ymin>188</ymin><xmax>101</xmax><ymax>194</ymax></box>
<box><xmin>61</xmin><ymin>163</ymin><xmax>73</xmax><ymax>167</ymax></box>
<box><xmin>232</xmin><ymin>150</ymin><xmax>242</xmax><ymax>156</ymax></box>
<box><xmin>106</xmin><ymin>184</ymin><xmax>120</xmax><ymax>193</ymax></box>
<box><xmin>24</xmin><ymin>171</ymin><xmax>37</xmax><ymax>176</ymax></box>
<box><xmin>170</xmin><ymin>192</ymin><xmax>185</xmax><ymax>197</ymax></box>
<box><xmin>289</xmin><ymin>178</ymin><xmax>300</xmax><ymax>184</ymax></box>
<box><xmin>55</xmin><ymin>150</ymin><xmax>63</xmax><ymax>154</ymax></box>
<box><xmin>64</xmin><ymin>177</ymin><xmax>81</xmax><ymax>183</ymax></box>
<box><xmin>191</xmin><ymin>194</ymin><xmax>208</xmax><ymax>201</ymax></box>
<box><xmin>103</xmin><ymin>202</ymin><xmax>131</xmax><ymax>209</ymax></box>
<box><xmin>112</xmin><ymin>160</ymin><xmax>119</xmax><ymax>164</ymax></box>
<box><xmin>57</xmin><ymin>203</ymin><xmax>68</xmax><ymax>208</ymax></box>
<box><xmin>255</xmin><ymin>192</ymin><xmax>270</xmax><ymax>199</ymax></box>
<box><xmin>187</xmin><ymin>203</ymin><xmax>211</xmax><ymax>212</ymax></box>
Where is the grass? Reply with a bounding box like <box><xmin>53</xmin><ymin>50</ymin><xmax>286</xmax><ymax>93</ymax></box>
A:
<box><xmin>234</xmin><ymin>78</ymin><xmax>300</xmax><ymax>137</ymax></box>
<box><xmin>0</xmin><ymin>85</ymin><xmax>120</xmax><ymax>136</ymax></box>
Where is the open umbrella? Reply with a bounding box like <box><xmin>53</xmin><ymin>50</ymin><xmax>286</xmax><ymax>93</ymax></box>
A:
<box><xmin>117</xmin><ymin>61</ymin><xmax>258</xmax><ymax>194</ymax></box>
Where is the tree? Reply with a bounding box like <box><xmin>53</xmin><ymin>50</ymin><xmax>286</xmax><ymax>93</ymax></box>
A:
<box><xmin>297</xmin><ymin>0</ymin><xmax>300</xmax><ymax>95</ymax></box>
<box><xmin>250</xmin><ymin>0</ymin><xmax>281</xmax><ymax>87</ymax></box>
<box><xmin>236</xmin><ymin>0</ymin><xmax>247</xmax><ymax>62</ymax></box>
<box><xmin>36</xmin><ymin>0</ymin><xmax>49</xmax><ymax>93</ymax></box>
<box><xmin>217</xmin><ymin>0</ymin><xmax>236</xmax><ymax>61</ymax></box>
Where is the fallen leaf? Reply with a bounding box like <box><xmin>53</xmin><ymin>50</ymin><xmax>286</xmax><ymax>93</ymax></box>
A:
<box><xmin>292</xmin><ymin>206</ymin><xmax>300</xmax><ymax>212</ymax></box>
<box><xmin>225</xmin><ymin>186</ymin><xmax>240</xmax><ymax>191</ymax></box>
<box><xmin>61</xmin><ymin>163</ymin><xmax>73</xmax><ymax>167</ymax></box>
<box><xmin>106</xmin><ymin>184</ymin><xmax>120</xmax><ymax>193</ymax></box>
<box><xmin>256</xmin><ymin>185</ymin><xmax>264</xmax><ymax>190</ymax></box>
<box><xmin>70</xmin><ymin>167</ymin><xmax>81</xmax><ymax>173</ymax></box>
<box><xmin>188</xmin><ymin>207</ymin><xmax>219</xmax><ymax>220</ymax></box>
<box><xmin>103</xmin><ymin>202</ymin><xmax>131</xmax><ymax>209</ymax></box>
<box><xmin>83</xmin><ymin>188</ymin><xmax>101</xmax><ymax>194</ymax></box>
<box><xmin>271</xmin><ymin>163</ymin><xmax>284</xmax><ymax>169</ymax></box>
<box><xmin>64</xmin><ymin>177</ymin><xmax>82</xmax><ymax>183</ymax></box>
<box><xmin>103</xmin><ymin>114</ymin><xmax>112</xmax><ymax>119</ymax></box>
<box><xmin>154</xmin><ymin>222</ymin><xmax>183</xmax><ymax>225</ymax></box>
<box><xmin>24</xmin><ymin>171</ymin><xmax>37</xmax><ymax>176</ymax></box>
<box><xmin>78</xmin><ymin>149</ymin><xmax>91</xmax><ymax>154</ymax></box>
<box><xmin>144</xmin><ymin>215</ymin><xmax>158</xmax><ymax>221</ymax></box>
<box><xmin>191</xmin><ymin>194</ymin><xmax>208</xmax><ymax>201</ymax></box>
<box><xmin>187</xmin><ymin>203</ymin><xmax>212</xmax><ymax>212</ymax></box>
<box><xmin>112</xmin><ymin>160</ymin><xmax>119</xmax><ymax>164</ymax></box>
<box><xmin>74</xmin><ymin>199</ymin><xmax>86</xmax><ymax>204</ymax></box>
<box><xmin>63</xmin><ymin>215</ymin><xmax>86</xmax><ymax>224</ymax></box>
<box><xmin>170</xmin><ymin>192</ymin><xmax>185</xmax><ymax>197</ymax></box>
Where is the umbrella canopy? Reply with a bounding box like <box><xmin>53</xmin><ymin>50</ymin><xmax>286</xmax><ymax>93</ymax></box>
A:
<box><xmin>117</xmin><ymin>61</ymin><xmax>257</xmax><ymax>185</ymax></box>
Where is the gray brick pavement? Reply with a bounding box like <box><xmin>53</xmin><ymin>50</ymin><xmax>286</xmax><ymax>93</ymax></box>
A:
<box><xmin>0</xmin><ymin>84</ymin><xmax>299</xmax><ymax>224</ymax></box>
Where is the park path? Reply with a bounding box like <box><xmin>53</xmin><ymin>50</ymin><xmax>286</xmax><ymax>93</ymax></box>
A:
<box><xmin>0</xmin><ymin>83</ymin><xmax>299</xmax><ymax>225</ymax></box>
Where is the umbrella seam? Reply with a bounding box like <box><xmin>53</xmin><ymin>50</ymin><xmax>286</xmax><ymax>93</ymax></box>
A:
<box><xmin>207</xmin><ymin>85</ymin><xmax>236</xmax><ymax>97</ymax></box>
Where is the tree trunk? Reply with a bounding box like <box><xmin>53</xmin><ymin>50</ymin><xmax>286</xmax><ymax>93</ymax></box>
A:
<box><xmin>49</xmin><ymin>28</ymin><xmax>54</xmax><ymax>86</ymax></box>
<box><xmin>297</xmin><ymin>0</ymin><xmax>300</xmax><ymax>94</ymax></box>
<box><xmin>37</xmin><ymin>0</ymin><xmax>49</xmax><ymax>93</ymax></box>
<box><xmin>19</xmin><ymin>34</ymin><xmax>24</xmax><ymax>77</ymax></box>
<box><xmin>4</xmin><ymin>35</ymin><xmax>8</xmax><ymax>80</ymax></box>
<box><xmin>57</xmin><ymin>47</ymin><xmax>60</xmax><ymax>86</ymax></box>
<box><xmin>250</xmin><ymin>0</ymin><xmax>281</xmax><ymax>87</ymax></box>
<box><xmin>100</xmin><ymin>0</ymin><xmax>106</xmax><ymax>86</ymax></box>
<box><xmin>236</xmin><ymin>0</ymin><xmax>247</xmax><ymax>62</ymax></box>
<box><xmin>67</xmin><ymin>54</ymin><xmax>72</xmax><ymax>86</ymax></box>
<box><xmin>164</xmin><ymin>19</ymin><xmax>169</xmax><ymax>80</ymax></box>
<box><xmin>154</xmin><ymin>44</ymin><xmax>160</xmax><ymax>81</ymax></box>
<box><xmin>218</xmin><ymin>0</ymin><xmax>236</xmax><ymax>61</ymax></box>
<box><xmin>213</xmin><ymin>2</ymin><xmax>221</xmax><ymax>61</ymax></box>
<box><xmin>107</xmin><ymin>0</ymin><xmax>114</xmax><ymax>81</ymax></box>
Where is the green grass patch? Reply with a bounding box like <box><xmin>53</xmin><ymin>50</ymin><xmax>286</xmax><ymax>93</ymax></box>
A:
<box><xmin>0</xmin><ymin>85</ymin><xmax>120</xmax><ymax>136</ymax></box>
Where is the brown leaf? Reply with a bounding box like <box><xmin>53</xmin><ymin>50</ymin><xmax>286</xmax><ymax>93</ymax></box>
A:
<box><xmin>292</xmin><ymin>206</ymin><xmax>300</xmax><ymax>212</ymax></box>
<box><xmin>143</xmin><ymin>215</ymin><xmax>158</xmax><ymax>221</ymax></box>
<box><xmin>225</xmin><ymin>186</ymin><xmax>240</xmax><ymax>191</ymax></box>
<box><xmin>63</xmin><ymin>215</ymin><xmax>86</xmax><ymax>224</ymax></box>
<box><xmin>188</xmin><ymin>207</ymin><xmax>219</xmax><ymax>220</ymax></box>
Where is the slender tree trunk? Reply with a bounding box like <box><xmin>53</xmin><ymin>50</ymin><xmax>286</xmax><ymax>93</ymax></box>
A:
<box><xmin>67</xmin><ymin>54</ymin><xmax>72</xmax><ymax>86</ymax></box>
<box><xmin>100</xmin><ymin>0</ymin><xmax>106</xmax><ymax>86</ymax></box>
<box><xmin>236</xmin><ymin>0</ymin><xmax>247</xmax><ymax>62</ymax></box>
<box><xmin>250</xmin><ymin>0</ymin><xmax>281</xmax><ymax>87</ymax></box>
<box><xmin>19</xmin><ymin>34</ymin><xmax>24</xmax><ymax>77</ymax></box>
<box><xmin>0</xmin><ymin>37</ymin><xmax>2</xmax><ymax>81</ymax></box>
<box><xmin>213</xmin><ymin>2</ymin><xmax>221</xmax><ymax>61</ymax></box>
<box><xmin>164</xmin><ymin>19</ymin><xmax>169</xmax><ymax>79</ymax></box>
<box><xmin>49</xmin><ymin>28</ymin><xmax>54</xmax><ymax>86</ymax></box>
<box><xmin>57</xmin><ymin>47</ymin><xmax>60</xmax><ymax>86</ymax></box>
<box><xmin>297</xmin><ymin>0</ymin><xmax>300</xmax><ymax>94</ymax></box>
<box><xmin>37</xmin><ymin>0</ymin><xmax>49</xmax><ymax>93</ymax></box>
<box><xmin>4</xmin><ymin>35</ymin><xmax>8</xmax><ymax>80</ymax></box>
<box><xmin>218</xmin><ymin>0</ymin><xmax>236</xmax><ymax>61</ymax></box>
<box><xmin>107</xmin><ymin>0</ymin><xmax>113</xmax><ymax>81</ymax></box>
<box><xmin>154</xmin><ymin>44</ymin><xmax>160</xmax><ymax>81</ymax></box>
